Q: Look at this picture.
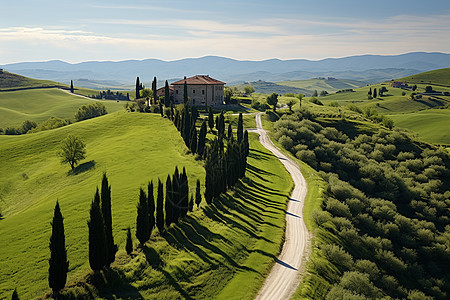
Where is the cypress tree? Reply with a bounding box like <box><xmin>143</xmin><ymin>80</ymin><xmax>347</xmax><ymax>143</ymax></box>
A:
<box><xmin>156</xmin><ymin>179</ymin><xmax>165</xmax><ymax>233</ymax></box>
<box><xmin>195</xmin><ymin>179</ymin><xmax>202</xmax><ymax>207</ymax></box>
<box><xmin>181</xmin><ymin>167</ymin><xmax>189</xmax><ymax>217</ymax></box>
<box><xmin>237</xmin><ymin>113</ymin><xmax>243</xmax><ymax>142</ymax></box>
<box><xmin>373</xmin><ymin>88</ymin><xmax>377</xmax><ymax>98</ymax></box>
<box><xmin>190</xmin><ymin>126</ymin><xmax>198</xmax><ymax>154</ymax></box>
<box><xmin>165</xmin><ymin>175</ymin><xmax>173</xmax><ymax>226</ymax></box>
<box><xmin>183</xmin><ymin>106</ymin><xmax>191</xmax><ymax>147</ymax></box>
<box><xmin>125</xmin><ymin>227</ymin><xmax>133</xmax><ymax>255</ymax></box>
<box><xmin>170</xmin><ymin>104</ymin><xmax>175</xmax><ymax>121</ymax></box>
<box><xmin>136</xmin><ymin>187</ymin><xmax>150</xmax><ymax>246</ymax></box>
<box><xmin>183</xmin><ymin>81</ymin><xmax>188</xmax><ymax>104</ymax></box>
<box><xmin>159</xmin><ymin>102</ymin><xmax>163</xmax><ymax>117</ymax></box>
<box><xmin>172</xmin><ymin>167</ymin><xmax>180</xmax><ymax>222</ymax></box>
<box><xmin>215</xmin><ymin>115</ymin><xmax>219</xmax><ymax>132</ymax></box>
<box><xmin>11</xmin><ymin>288</ymin><xmax>19</xmax><ymax>300</ymax></box>
<box><xmin>189</xmin><ymin>195</ymin><xmax>194</xmax><ymax>212</ymax></box>
<box><xmin>164</xmin><ymin>80</ymin><xmax>170</xmax><ymax>107</ymax></box>
<box><xmin>48</xmin><ymin>201</ymin><xmax>69</xmax><ymax>297</ymax></box>
<box><xmin>208</xmin><ymin>107</ymin><xmax>214</xmax><ymax>132</ymax></box>
<box><xmin>70</xmin><ymin>80</ymin><xmax>74</xmax><ymax>93</ymax></box>
<box><xmin>100</xmin><ymin>173</ymin><xmax>116</xmax><ymax>267</ymax></box>
<box><xmin>136</xmin><ymin>77</ymin><xmax>141</xmax><ymax>99</ymax></box>
<box><xmin>197</xmin><ymin>120</ymin><xmax>207</xmax><ymax>156</ymax></box>
<box><xmin>88</xmin><ymin>188</ymin><xmax>107</xmax><ymax>273</ymax></box>
<box><xmin>148</xmin><ymin>181</ymin><xmax>155</xmax><ymax>232</ymax></box>
<box><xmin>227</xmin><ymin>123</ymin><xmax>233</xmax><ymax>142</ymax></box>
<box><xmin>243</xmin><ymin>130</ymin><xmax>249</xmax><ymax>156</ymax></box>
<box><xmin>368</xmin><ymin>87</ymin><xmax>372</xmax><ymax>96</ymax></box>
<box><xmin>217</xmin><ymin>112</ymin><xmax>225</xmax><ymax>137</ymax></box>
<box><xmin>152</xmin><ymin>76</ymin><xmax>157</xmax><ymax>103</ymax></box>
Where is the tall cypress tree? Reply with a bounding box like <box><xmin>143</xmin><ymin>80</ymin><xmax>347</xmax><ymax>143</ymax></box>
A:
<box><xmin>164</xmin><ymin>80</ymin><xmax>170</xmax><ymax>107</ymax></box>
<box><xmin>172</xmin><ymin>167</ymin><xmax>180</xmax><ymax>222</ymax></box>
<box><xmin>101</xmin><ymin>173</ymin><xmax>116</xmax><ymax>267</ymax></box>
<box><xmin>165</xmin><ymin>175</ymin><xmax>173</xmax><ymax>226</ymax></box>
<box><xmin>237</xmin><ymin>113</ymin><xmax>243</xmax><ymax>142</ymax></box>
<box><xmin>189</xmin><ymin>195</ymin><xmax>194</xmax><ymax>212</ymax></box>
<box><xmin>227</xmin><ymin>123</ymin><xmax>233</xmax><ymax>142</ymax></box>
<box><xmin>243</xmin><ymin>130</ymin><xmax>249</xmax><ymax>156</ymax></box>
<box><xmin>48</xmin><ymin>201</ymin><xmax>69</xmax><ymax>297</ymax></box>
<box><xmin>373</xmin><ymin>88</ymin><xmax>377</xmax><ymax>98</ymax></box>
<box><xmin>156</xmin><ymin>179</ymin><xmax>165</xmax><ymax>233</ymax></box>
<box><xmin>11</xmin><ymin>288</ymin><xmax>19</xmax><ymax>300</ymax></box>
<box><xmin>181</xmin><ymin>167</ymin><xmax>189</xmax><ymax>217</ymax></box>
<box><xmin>195</xmin><ymin>179</ymin><xmax>202</xmax><ymax>207</ymax></box>
<box><xmin>136</xmin><ymin>77</ymin><xmax>141</xmax><ymax>99</ymax></box>
<box><xmin>148</xmin><ymin>181</ymin><xmax>155</xmax><ymax>232</ymax></box>
<box><xmin>190</xmin><ymin>126</ymin><xmax>198</xmax><ymax>154</ymax></box>
<box><xmin>70</xmin><ymin>80</ymin><xmax>74</xmax><ymax>93</ymax></box>
<box><xmin>152</xmin><ymin>76</ymin><xmax>157</xmax><ymax>103</ymax></box>
<box><xmin>125</xmin><ymin>227</ymin><xmax>133</xmax><ymax>255</ymax></box>
<box><xmin>208</xmin><ymin>107</ymin><xmax>214</xmax><ymax>132</ymax></box>
<box><xmin>136</xmin><ymin>187</ymin><xmax>150</xmax><ymax>246</ymax></box>
<box><xmin>88</xmin><ymin>188</ymin><xmax>107</xmax><ymax>273</ymax></box>
<box><xmin>183</xmin><ymin>106</ymin><xmax>191</xmax><ymax>147</ymax></box>
<box><xmin>197</xmin><ymin>120</ymin><xmax>207</xmax><ymax>156</ymax></box>
<box><xmin>183</xmin><ymin>81</ymin><xmax>188</xmax><ymax>104</ymax></box>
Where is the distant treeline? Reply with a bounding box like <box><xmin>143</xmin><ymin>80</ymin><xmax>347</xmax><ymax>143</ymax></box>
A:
<box><xmin>90</xmin><ymin>90</ymin><xmax>130</xmax><ymax>101</ymax></box>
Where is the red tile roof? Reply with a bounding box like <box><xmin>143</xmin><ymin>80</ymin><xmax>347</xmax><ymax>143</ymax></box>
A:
<box><xmin>171</xmin><ymin>75</ymin><xmax>225</xmax><ymax>85</ymax></box>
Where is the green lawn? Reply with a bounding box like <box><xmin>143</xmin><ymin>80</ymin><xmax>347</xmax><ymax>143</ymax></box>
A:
<box><xmin>277</xmin><ymin>78</ymin><xmax>366</xmax><ymax>94</ymax></box>
<box><xmin>398</xmin><ymin>68</ymin><xmax>450</xmax><ymax>87</ymax></box>
<box><xmin>0</xmin><ymin>70</ymin><xmax>60</xmax><ymax>91</ymax></box>
<box><xmin>0</xmin><ymin>111</ymin><xmax>292</xmax><ymax>299</ymax></box>
<box><xmin>388</xmin><ymin>109</ymin><xmax>450</xmax><ymax>145</ymax></box>
<box><xmin>0</xmin><ymin>88</ymin><xmax>125</xmax><ymax>128</ymax></box>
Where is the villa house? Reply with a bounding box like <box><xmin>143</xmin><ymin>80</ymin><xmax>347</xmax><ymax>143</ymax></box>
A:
<box><xmin>171</xmin><ymin>75</ymin><xmax>225</xmax><ymax>106</ymax></box>
<box><xmin>391</xmin><ymin>81</ymin><xmax>408</xmax><ymax>89</ymax></box>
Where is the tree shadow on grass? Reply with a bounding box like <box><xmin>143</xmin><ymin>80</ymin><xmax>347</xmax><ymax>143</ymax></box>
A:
<box><xmin>248</xmin><ymin>149</ymin><xmax>272</xmax><ymax>161</ymax></box>
<box><xmin>68</xmin><ymin>160</ymin><xmax>96</xmax><ymax>175</ymax></box>
<box><xmin>142</xmin><ymin>246</ymin><xmax>193</xmax><ymax>300</ymax></box>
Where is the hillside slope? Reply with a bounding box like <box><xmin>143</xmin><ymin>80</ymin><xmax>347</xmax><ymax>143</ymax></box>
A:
<box><xmin>0</xmin><ymin>70</ymin><xmax>61</xmax><ymax>90</ymax></box>
<box><xmin>397</xmin><ymin>68</ymin><xmax>450</xmax><ymax>86</ymax></box>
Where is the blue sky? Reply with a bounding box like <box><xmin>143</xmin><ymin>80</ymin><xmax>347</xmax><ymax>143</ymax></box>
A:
<box><xmin>1</xmin><ymin>0</ymin><xmax>449</xmax><ymax>63</ymax></box>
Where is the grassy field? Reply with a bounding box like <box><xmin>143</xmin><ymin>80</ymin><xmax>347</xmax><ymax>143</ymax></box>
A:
<box><xmin>0</xmin><ymin>111</ymin><xmax>292</xmax><ymax>299</ymax></box>
<box><xmin>398</xmin><ymin>68</ymin><xmax>450</xmax><ymax>86</ymax></box>
<box><xmin>388</xmin><ymin>108</ymin><xmax>450</xmax><ymax>145</ymax></box>
<box><xmin>0</xmin><ymin>88</ymin><xmax>125</xmax><ymax>128</ymax></box>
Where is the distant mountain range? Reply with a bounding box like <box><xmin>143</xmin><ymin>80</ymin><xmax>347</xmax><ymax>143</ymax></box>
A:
<box><xmin>2</xmin><ymin>52</ymin><xmax>449</xmax><ymax>89</ymax></box>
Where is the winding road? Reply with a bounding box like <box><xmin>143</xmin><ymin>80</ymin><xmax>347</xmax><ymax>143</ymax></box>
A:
<box><xmin>252</xmin><ymin>112</ymin><xmax>309</xmax><ymax>300</ymax></box>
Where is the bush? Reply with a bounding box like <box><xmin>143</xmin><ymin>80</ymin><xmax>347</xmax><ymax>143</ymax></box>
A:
<box><xmin>75</xmin><ymin>102</ymin><xmax>107</xmax><ymax>121</ymax></box>
<box><xmin>29</xmin><ymin>117</ymin><xmax>70</xmax><ymax>133</ymax></box>
<box><xmin>309</xmin><ymin>97</ymin><xmax>324</xmax><ymax>106</ymax></box>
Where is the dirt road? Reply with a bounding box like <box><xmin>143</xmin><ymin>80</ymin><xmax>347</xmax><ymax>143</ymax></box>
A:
<box><xmin>254</xmin><ymin>112</ymin><xmax>309</xmax><ymax>300</ymax></box>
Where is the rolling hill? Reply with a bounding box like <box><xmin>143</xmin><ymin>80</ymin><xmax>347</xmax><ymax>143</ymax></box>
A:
<box><xmin>397</xmin><ymin>68</ymin><xmax>450</xmax><ymax>87</ymax></box>
<box><xmin>0</xmin><ymin>69</ymin><xmax>63</xmax><ymax>91</ymax></box>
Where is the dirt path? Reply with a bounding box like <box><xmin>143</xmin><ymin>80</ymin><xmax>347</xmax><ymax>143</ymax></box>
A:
<box><xmin>254</xmin><ymin>112</ymin><xmax>309</xmax><ymax>300</ymax></box>
<box><xmin>59</xmin><ymin>89</ymin><xmax>103</xmax><ymax>101</ymax></box>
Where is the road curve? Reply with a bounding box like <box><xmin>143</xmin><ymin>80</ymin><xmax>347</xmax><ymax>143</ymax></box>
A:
<box><xmin>254</xmin><ymin>112</ymin><xmax>309</xmax><ymax>300</ymax></box>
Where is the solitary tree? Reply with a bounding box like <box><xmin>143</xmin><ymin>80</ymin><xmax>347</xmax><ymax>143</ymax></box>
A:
<box><xmin>88</xmin><ymin>189</ymin><xmax>107</xmax><ymax>273</ymax></box>
<box><xmin>244</xmin><ymin>86</ymin><xmax>255</xmax><ymax>95</ymax></box>
<box><xmin>286</xmin><ymin>98</ymin><xmax>297</xmax><ymax>112</ymax></box>
<box><xmin>58</xmin><ymin>135</ymin><xmax>86</xmax><ymax>170</ymax></box>
<box><xmin>136</xmin><ymin>77</ymin><xmax>141</xmax><ymax>99</ymax></box>
<box><xmin>152</xmin><ymin>76</ymin><xmax>157</xmax><ymax>103</ymax></box>
<box><xmin>368</xmin><ymin>87</ymin><xmax>372</xmax><ymax>96</ymax></box>
<box><xmin>48</xmin><ymin>201</ymin><xmax>69</xmax><ymax>298</ymax></box>
<box><xmin>125</xmin><ymin>227</ymin><xmax>133</xmax><ymax>255</ymax></box>
<box><xmin>373</xmin><ymin>88</ymin><xmax>377</xmax><ymax>98</ymax></box>
<box><xmin>266</xmin><ymin>93</ymin><xmax>279</xmax><ymax>112</ymax></box>
<box><xmin>297</xmin><ymin>94</ymin><xmax>304</xmax><ymax>108</ymax></box>
<box><xmin>156</xmin><ymin>179</ymin><xmax>164</xmax><ymax>233</ymax></box>
<box><xmin>136</xmin><ymin>187</ymin><xmax>150</xmax><ymax>246</ymax></box>
<box><xmin>70</xmin><ymin>80</ymin><xmax>74</xmax><ymax>93</ymax></box>
<box><xmin>100</xmin><ymin>173</ymin><xmax>117</xmax><ymax>267</ymax></box>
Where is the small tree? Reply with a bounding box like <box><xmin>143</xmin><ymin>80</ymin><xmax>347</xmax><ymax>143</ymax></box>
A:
<box><xmin>141</xmin><ymin>88</ymin><xmax>152</xmax><ymax>99</ymax></box>
<box><xmin>379</xmin><ymin>86</ymin><xmax>388</xmax><ymax>97</ymax></box>
<box><xmin>48</xmin><ymin>201</ymin><xmax>69</xmax><ymax>298</ymax></box>
<box><xmin>368</xmin><ymin>87</ymin><xmax>372</xmax><ymax>96</ymax></box>
<box><xmin>125</xmin><ymin>227</ymin><xmax>133</xmax><ymax>255</ymax></box>
<box><xmin>425</xmin><ymin>86</ymin><xmax>433</xmax><ymax>93</ymax></box>
<box><xmin>266</xmin><ymin>93</ymin><xmax>278</xmax><ymax>112</ymax></box>
<box><xmin>373</xmin><ymin>88</ymin><xmax>377</xmax><ymax>98</ymax></box>
<box><xmin>286</xmin><ymin>98</ymin><xmax>297</xmax><ymax>112</ymax></box>
<box><xmin>164</xmin><ymin>80</ymin><xmax>171</xmax><ymax>107</ymax></box>
<box><xmin>136</xmin><ymin>187</ymin><xmax>150</xmax><ymax>246</ymax></box>
<box><xmin>88</xmin><ymin>189</ymin><xmax>107</xmax><ymax>273</ymax></box>
<box><xmin>244</xmin><ymin>86</ymin><xmax>255</xmax><ymax>95</ymax></box>
<box><xmin>58</xmin><ymin>135</ymin><xmax>86</xmax><ymax>170</ymax></box>
<box><xmin>237</xmin><ymin>113</ymin><xmax>244</xmax><ymax>142</ymax></box>
<box><xmin>135</xmin><ymin>77</ymin><xmax>141</xmax><ymax>99</ymax></box>
<box><xmin>70</xmin><ymin>80</ymin><xmax>74</xmax><ymax>93</ymax></box>
<box><xmin>189</xmin><ymin>195</ymin><xmax>194</xmax><ymax>212</ymax></box>
<box><xmin>312</xmin><ymin>90</ymin><xmax>318</xmax><ymax>97</ymax></box>
<box><xmin>152</xmin><ymin>76</ymin><xmax>157</xmax><ymax>103</ymax></box>
<box><xmin>297</xmin><ymin>94</ymin><xmax>304</xmax><ymax>108</ymax></box>
<box><xmin>195</xmin><ymin>179</ymin><xmax>202</xmax><ymax>207</ymax></box>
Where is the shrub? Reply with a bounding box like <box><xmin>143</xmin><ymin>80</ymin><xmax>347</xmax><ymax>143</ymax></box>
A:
<box><xmin>74</xmin><ymin>102</ymin><xmax>107</xmax><ymax>121</ymax></box>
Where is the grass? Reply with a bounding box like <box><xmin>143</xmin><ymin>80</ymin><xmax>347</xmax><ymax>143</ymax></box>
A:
<box><xmin>0</xmin><ymin>112</ymin><xmax>293</xmax><ymax>299</ymax></box>
<box><xmin>0</xmin><ymin>70</ymin><xmax>61</xmax><ymax>90</ymax></box>
<box><xmin>387</xmin><ymin>108</ymin><xmax>450</xmax><ymax>145</ymax></box>
<box><xmin>398</xmin><ymin>68</ymin><xmax>450</xmax><ymax>87</ymax></box>
<box><xmin>277</xmin><ymin>78</ymin><xmax>366</xmax><ymax>94</ymax></box>
<box><xmin>0</xmin><ymin>88</ymin><xmax>125</xmax><ymax>128</ymax></box>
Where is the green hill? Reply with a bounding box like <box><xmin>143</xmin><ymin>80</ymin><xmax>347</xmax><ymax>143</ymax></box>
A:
<box><xmin>0</xmin><ymin>88</ymin><xmax>125</xmax><ymax>128</ymax></box>
<box><xmin>0</xmin><ymin>111</ymin><xmax>292</xmax><ymax>299</ymax></box>
<box><xmin>397</xmin><ymin>68</ymin><xmax>450</xmax><ymax>87</ymax></box>
<box><xmin>277</xmin><ymin>77</ymin><xmax>368</xmax><ymax>94</ymax></box>
<box><xmin>0</xmin><ymin>70</ymin><xmax>62</xmax><ymax>90</ymax></box>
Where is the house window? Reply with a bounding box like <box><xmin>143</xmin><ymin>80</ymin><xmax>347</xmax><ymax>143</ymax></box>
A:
<box><xmin>193</xmin><ymin>89</ymin><xmax>195</xmax><ymax>94</ymax></box>
<box><xmin>202</xmin><ymin>90</ymin><xmax>205</xmax><ymax>95</ymax></box>
<box><xmin>176</xmin><ymin>90</ymin><xmax>178</xmax><ymax>94</ymax></box>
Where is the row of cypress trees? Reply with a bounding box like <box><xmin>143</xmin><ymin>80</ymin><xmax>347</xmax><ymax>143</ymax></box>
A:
<box><xmin>173</xmin><ymin>105</ymin><xmax>207</xmax><ymax>156</ymax></box>
<box><xmin>133</xmin><ymin>167</ymin><xmax>203</xmax><ymax>247</ymax></box>
<box><xmin>47</xmin><ymin>173</ymin><xmax>117</xmax><ymax>298</ymax></box>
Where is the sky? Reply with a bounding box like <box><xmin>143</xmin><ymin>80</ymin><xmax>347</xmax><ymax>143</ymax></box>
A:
<box><xmin>1</xmin><ymin>0</ymin><xmax>449</xmax><ymax>64</ymax></box>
